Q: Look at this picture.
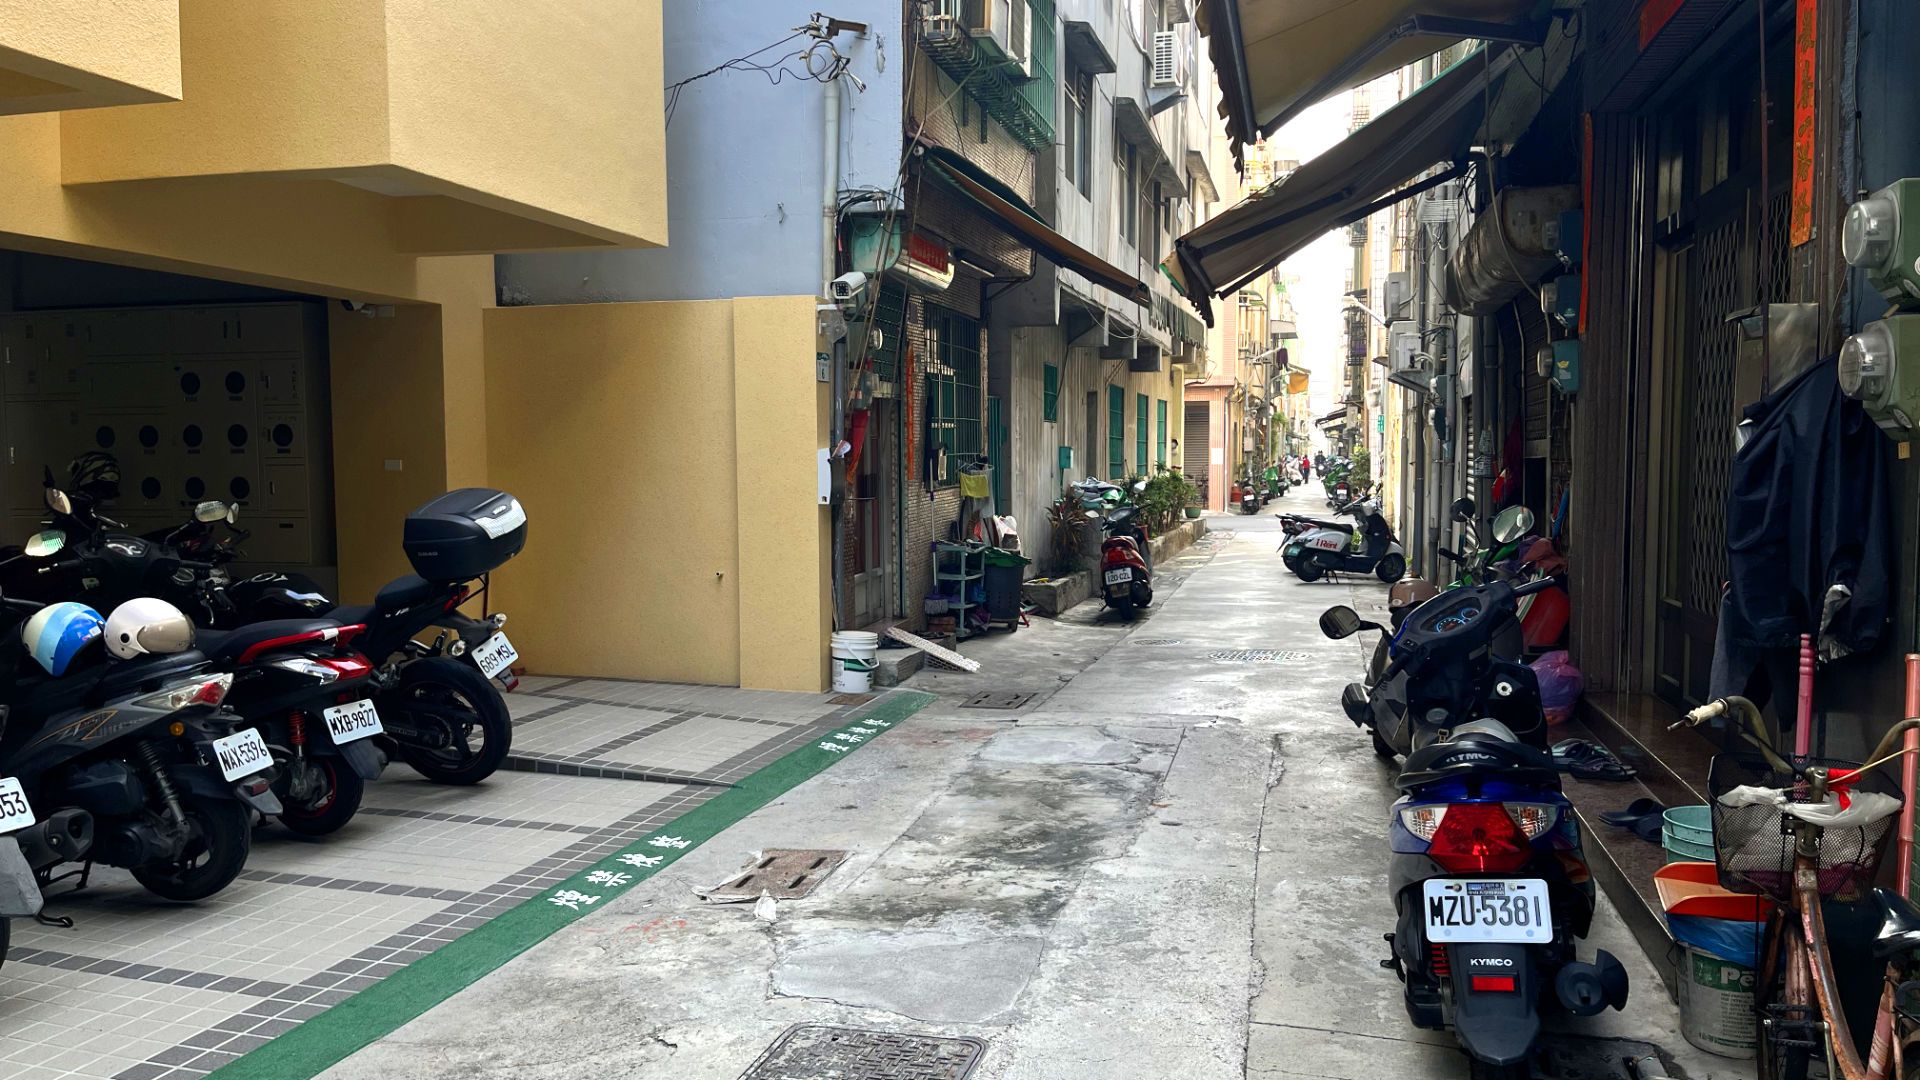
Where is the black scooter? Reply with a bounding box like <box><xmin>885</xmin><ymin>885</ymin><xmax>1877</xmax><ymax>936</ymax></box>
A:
<box><xmin>1320</xmin><ymin>581</ymin><xmax>1628</xmax><ymax>1078</ymax></box>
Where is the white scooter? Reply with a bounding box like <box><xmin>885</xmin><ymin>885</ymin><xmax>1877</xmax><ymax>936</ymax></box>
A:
<box><xmin>1284</xmin><ymin>498</ymin><xmax>1406</xmax><ymax>583</ymax></box>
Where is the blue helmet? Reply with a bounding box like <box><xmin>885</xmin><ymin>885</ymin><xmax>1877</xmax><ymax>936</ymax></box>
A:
<box><xmin>22</xmin><ymin>602</ymin><xmax>105</xmax><ymax>676</ymax></box>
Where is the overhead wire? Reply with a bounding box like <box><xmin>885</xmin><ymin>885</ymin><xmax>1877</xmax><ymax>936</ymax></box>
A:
<box><xmin>664</xmin><ymin>32</ymin><xmax>848</xmax><ymax>129</ymax></box>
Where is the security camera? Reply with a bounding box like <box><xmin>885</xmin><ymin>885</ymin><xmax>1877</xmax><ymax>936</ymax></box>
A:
<box><xmin>830</xmin><ymin>270</ymin><xmax>869</xmax><ymax>307</ymax></box>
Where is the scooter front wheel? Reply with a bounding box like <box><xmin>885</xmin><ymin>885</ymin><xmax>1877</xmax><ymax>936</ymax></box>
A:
<box><xmin>1375</xmin><ymin>554</ymin><xmax>1406</xmax><ymax>583</ymax></box>
<box><xmin>278</xmin><ymin>757</ymin><xmax>365</xmax><ymax>837</ymax></box>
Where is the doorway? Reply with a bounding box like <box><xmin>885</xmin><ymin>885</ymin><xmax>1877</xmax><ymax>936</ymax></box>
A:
<box><xmin>849</xmin><ymin>400</ymin><xmax>896</xmax><ymax>626</ymax></box>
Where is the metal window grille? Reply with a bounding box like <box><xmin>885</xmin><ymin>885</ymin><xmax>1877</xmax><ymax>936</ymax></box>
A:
<box><xmin>1108</xmin><ymin>384</ymin><xmax>1126</xmax><ymax>478</ymax></box>
<box><xmin>1043</xmin><ymin>362</ymin><xmax>1060</xmax><ymax>421</ymax></box>
<box><xmin>866</xmin><ymin>282</ymin><xmax>909</xmax><ymax>383</ymax></box>
<box><xmin>927</xmin><ymin>306</ymin><xmax>983</xmax><ymax>486</ymax></box>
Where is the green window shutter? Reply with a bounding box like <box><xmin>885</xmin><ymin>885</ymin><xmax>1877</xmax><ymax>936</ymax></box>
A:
<box><xmin>1136</xmin><ymin>394</ymin><xmax>1148</xmax><ymax>473</ymax></box>
<box><xmin>1107</xmin><ymin>385</ymin><xmax>1125</xmax><ymax>479</ymax></box>
<box><xmin>926</xmin><ymin>306</ymin><xmax>984</xmax><ymax>486</ymax></box>
<box><xmin>1156</xmin><ymin>399</ymin><xmax>1168</xmax><ymax>466</ymax></box>
<box><xmin>1043</xmin><ymin>363</ymin><xmax>1060</xmax><ymax>422</ymax></box>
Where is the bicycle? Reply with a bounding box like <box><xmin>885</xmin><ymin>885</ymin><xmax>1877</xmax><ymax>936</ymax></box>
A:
<box><xmin>1675</xmin><ymin>694</ymin><xmax>1919</xmax><ymax>1080</ymax></box>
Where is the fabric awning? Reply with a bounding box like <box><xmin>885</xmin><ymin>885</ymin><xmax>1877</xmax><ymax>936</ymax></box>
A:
<box><xmin>1166</xmin><ymin>47</ymin><xmax>1513</xmax><ymax>322</ymax></box>
<box><xmin>1288</xmin><ymin>370</ymin><xmax>1310</xmax><ymax>395</ymax></box>
<box><xmin>923</xmin><ymin>145</ymin><xmax>1151</xmax><ymax>306</ymax></box>
<box><xmin>1316</xmin><ymin>407</ymin><xmax>1349</xmax><ymax>427</ymax></box>
<box><xmin>1197</xmin><ymin>0</ymin><xmax>1546</xmax><ymax>163</ymax></box>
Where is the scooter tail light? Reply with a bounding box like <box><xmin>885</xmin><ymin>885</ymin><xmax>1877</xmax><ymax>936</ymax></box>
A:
<box><xmin>1505</xmin><ymin>803</ymin><xmax>1559</xmax><ymax>840</ymax></box>
<box><xmin>1425</xmin><ymin>802</ymin><xmax>1532</xmax><ymax>874</ymax></box>
<box><xmin>1400</xmin><ymin>805</ymin><xmax>1446</xmax><ymax>842</ymax></box>
<box><xmin>133</xmin><ymin>672</ymin><xmax>233</xmax><ymax>712</ymax></box>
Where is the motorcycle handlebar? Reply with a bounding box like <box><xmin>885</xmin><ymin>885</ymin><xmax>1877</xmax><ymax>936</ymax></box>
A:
<box><xmin>1437</xmin><ymin>547</ymin><xmax>1463</xmax><ymax>563</ymax></box>
<box><xmin>1511</xmin><ymin>574</ymin><xmax>1562</xmax><ymax>599</ymax></box>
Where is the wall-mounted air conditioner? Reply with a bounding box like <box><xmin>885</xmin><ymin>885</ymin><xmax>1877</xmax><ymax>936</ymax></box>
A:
<box><xmin>963</xmin><ymin>0</ymin><xmax>1030</xmax><ymax>75</ymax></box>
<box><xmin>1387</xmin><ymin>319</ymin><xmax>1430</xmax><ymax>395</ymax></box>
<box><xmin>1151</xmin><ymin>30</ymin><xmax>1187</xmax><ymax>88</ymax></box>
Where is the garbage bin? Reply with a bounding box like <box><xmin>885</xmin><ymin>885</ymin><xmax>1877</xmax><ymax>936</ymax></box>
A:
<box><xmin>1654</xmin><ymin>862</ymin><xmax>1765</xmax><ymax>1060</ymax></box>
<box><xmin>983</xmin><ymin>548</ymin><xmax>1030</xmax><ymax>621</ymax></box>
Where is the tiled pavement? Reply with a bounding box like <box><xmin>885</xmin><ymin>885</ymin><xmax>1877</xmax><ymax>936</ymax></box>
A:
<box><xmin>0</xmin><ymin>675</ymin><xmax>875</xmax><ymax>1080</ymax></box>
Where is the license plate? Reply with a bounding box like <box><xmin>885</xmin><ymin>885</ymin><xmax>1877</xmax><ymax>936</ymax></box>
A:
<box><xmin>0</xmin><ymin>777</ymin><xmax>34</xmax><ymax>835</ymax></box>
<box><xmin>1284</xmin><ymin>544</ymin><xmax>1302</xmax><ymax>557</ymax></box>
<box><xmin>322</xmin><ymin>699</ymin><xmax>384</xmax><ymax>744</ymax></box>
<box><xmin>1103</xmin><ymin>569</ymin><xmax>1130</xmax><ymax>585</ymax></box>
<box><xmin>472</xmin><ymin>631</ymin><xmax>518</xmax><ymax>679</ymax></box>
<box><xmin>210</xmin><ymin>727</ymin><xmax>273</xmax><ymax>782</ymax></box>
<box><xmin>1423</xmin><ymin>878</ymin><xmax>1553</xmax><ymax>943</ymax></box>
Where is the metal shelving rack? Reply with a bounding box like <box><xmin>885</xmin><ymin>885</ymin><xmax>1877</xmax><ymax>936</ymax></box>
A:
<box><xmin>933</xmin><ymin>542</ymin><xmax>986</xmax><ymax>641</ymax></box>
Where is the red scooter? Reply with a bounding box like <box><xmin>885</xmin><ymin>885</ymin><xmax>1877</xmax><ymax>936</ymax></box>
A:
<box><xmin>1072</xmin><ymin>478</ymin><xmax>1153</xmax><ymax>617</ymax></box>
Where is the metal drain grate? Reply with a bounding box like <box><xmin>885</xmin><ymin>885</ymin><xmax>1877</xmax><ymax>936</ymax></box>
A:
<box><xmin>829</xmin><ymin>693</ymin><xmax>875</xmax><ymax>706</ymax></box>
<box><xmin>740</xmin><ymin>1025</ymin><xmax>986</xmax><ymax>1080</ymax></box>
<box><xmin>960</xmin><ymin>691</ymin><xmax>1035</xmax><ymax>710</ymax></box>
<box><xmin>1206</xmin><ymin>650</ymin><xmax>1311</xmax><ymax>662</ymax></box>
<box><xmin>1130</xmin><ymin>638</ymin><xmax>1184</xmax><ymax>646</ymax></box>
<box><xmin>701</xmin><ymin>849</ymin><xmax>847</xmax><ymax>901</ymax></box>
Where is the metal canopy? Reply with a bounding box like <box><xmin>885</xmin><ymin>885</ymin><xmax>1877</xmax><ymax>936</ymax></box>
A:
<box><xmin>1114</xmin><ymin>97</ymin><xmax>1184</xmax><ymax>186</ymax></box>
<box><xmin>1167</xmin><ymin>47</ymin><xmax>1514</xmax><ymax>323</ymax></box>
<box><xmin>1197</xmin><ymin>0</ymin><xmax>1545</xmax><ymax>164</ymax></box>
<box><xmin>921</xmin><ymin>146</ymin><xmax>1152</xmax><ymax>305</ymax></box>
<box><xmin>1061</xmin><ymin>19</ymin><xmax>1118</xmax><ymax>75</ymax></box>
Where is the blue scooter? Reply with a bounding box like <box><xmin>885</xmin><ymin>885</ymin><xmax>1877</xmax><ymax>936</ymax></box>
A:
<box><xmin>1320</xmin><ymin>578</ymin><xmax>1628</xmax><ymax>1078</ymax></box>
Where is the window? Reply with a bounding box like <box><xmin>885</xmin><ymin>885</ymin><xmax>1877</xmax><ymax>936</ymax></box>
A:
<box><xmin>1151</xmin><ymin>182</ymin><xmax>1164</xmax><ymax>245</ymax></box>
<box><xmin>1064</xmin><ymin>69</ymin><xmax>1094</xmax><ymax>197</ymax></box>
<box><xmin>1136</xmin><ymin>394</ymin><xmax>1148</xmax><ymax>471</ymax></box>
<box><xmin>1156</xmin><ymin>399</ymin><xmax>1168</xmax><ymax>466</ymax></box>
<box><xmin>1107</xmin><ymin>385</ymin><xmax>1125</xmax><ymax>478</ymax></box>
<box><xmin>1043</xmin><ymin>362</ymin><xmax>1060</xmax><ymax>422</ymax></box>
<box><xmin>926</xmin><ymin>307</ymin><xmax>983</xmax><ymax>486</ymax></box>
<box><xmin>1121</xmin><ymin>143</ymin><xmax>1139</xmax><ymax>247</ymax></box>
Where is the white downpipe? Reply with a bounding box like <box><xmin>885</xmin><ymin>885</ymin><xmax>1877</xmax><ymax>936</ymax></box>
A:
<box><xmin>821</xmin><ymin>75</ymin><xmax>841</xmax><ymax>298</ymax></box>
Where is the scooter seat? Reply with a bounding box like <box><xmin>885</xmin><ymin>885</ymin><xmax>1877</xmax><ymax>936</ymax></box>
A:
<box><xmin>1875</xmin><ymin>889</ymin><xmax>1920</xmax><ymax>958</ymax></box>
<box><xmin>196</xmin><ymin>620</ymin><xmax>348</xmax><ymax>665</ymax></box>
<box><xmin>1396</xmin><ymin>732</ymin><xmax>1558</xmax><ymax>792</ymax></box>
<box><xmin>329</xmin><ymin>574</ymin><xmax>436</xmax><ymax>627</ymax></box>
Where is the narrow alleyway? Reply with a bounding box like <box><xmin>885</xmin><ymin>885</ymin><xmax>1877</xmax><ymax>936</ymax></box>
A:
<box><xmin>295</xmin><ymin>490</ymin><xmax>1730</xmax><ymax>1080</ymax></box>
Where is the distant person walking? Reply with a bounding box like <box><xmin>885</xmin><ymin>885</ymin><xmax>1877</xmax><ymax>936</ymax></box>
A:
<box><xmin>1299</xmin><ymin>455</ymin><xmax>1312</xmax><ymax>482</ymax></box>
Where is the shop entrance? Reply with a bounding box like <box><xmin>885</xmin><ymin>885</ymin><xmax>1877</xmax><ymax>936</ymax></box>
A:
<box><xmin>0</xmin><ymin>251</ymin><xmax>339</xmax><ymax>593</ymax></box>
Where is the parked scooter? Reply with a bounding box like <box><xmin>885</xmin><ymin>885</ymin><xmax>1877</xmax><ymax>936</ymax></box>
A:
<box><xmin>1319</xmin><ymin>584</ymin><xmax>1628</xmax><ymax>1077</ymax></box>
<box><xmin>1284</xmin><ymin>499</ymin><xmax>1406</xmax><ymax>583</ymax></box>
<box><xmin>1072</xmin><ymin>478</ymin><xmax>1153</xmax><ymax>616</ymax></box>
<box><xmin>1239</xmin><ymin>476</ymin><xmax>1262</xmax><ymax>515</ymax></box>
<box><xmin>0</xmin><ymin>593</ymin><xmax>278</xmax><ymax>903</ymax></box>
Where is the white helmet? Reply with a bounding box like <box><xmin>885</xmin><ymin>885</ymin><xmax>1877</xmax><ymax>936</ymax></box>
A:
<box><xmin>104</xmin><ymin>598</ymin><xmax>195</xmax><ymax>660</ymax></box>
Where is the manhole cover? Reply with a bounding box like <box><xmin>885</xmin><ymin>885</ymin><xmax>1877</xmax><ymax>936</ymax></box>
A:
<box><xmin>1206</xmin><ymin>650</ymin><xmax>1311</xmax><ymax>662</ymax></box>
<box><xmin>961</xmin><ymin>691</ymin><xmax>1035</xmax><ymax>710</ymax></box>
<box><xmin>1130</xmin><ymin>638</ymin><xmax>1184</xmax><ymax>646</ymax></box>
<box><xmin>700</xmin><ymin>849</ymin><xmax>847</xmax><ymax>901</ymax></box>
<box><xmin>741</xmin><ymin>1025</ymin><xmax>985</xmax><ymax>1080</ymax></box>
<box><xmin>829</xmin><ymin>693</ymin><xmax>875</xmax><ymax>706</ymax></box>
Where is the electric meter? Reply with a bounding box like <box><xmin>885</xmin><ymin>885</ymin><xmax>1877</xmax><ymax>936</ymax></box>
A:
<box><xmin>1838</xmin><ymin>316</ymin><xmax>1920</xmax><ymax>438</ymax></box>
<box><xmin>1842</xmin><ymin>179</ymin><xmax>1920</xmax><ymax>304</ymax></box>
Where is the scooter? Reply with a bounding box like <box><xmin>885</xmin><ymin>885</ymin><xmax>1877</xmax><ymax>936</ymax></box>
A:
<box><xmin>1285</xmin><ymin>499</ymin><xmax>1406</xmax><ymax>583</ymax></box>
<box><xmin>1074</xmin><ymin>479</ymin><xmax>1152</xmax><ymax>617</ymax></box>
<box><xmin>1239</xmin><ymin>479</ymin><xmax>1261</xmax><ymax>515</ymax></box>
<box><xmin>1319</xmin><ymin>583</ymin><xmax>1628</xmax><ymax>1077</ymax></box>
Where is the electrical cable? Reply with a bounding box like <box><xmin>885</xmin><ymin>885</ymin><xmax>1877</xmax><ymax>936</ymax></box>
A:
<box><xmin>664</xmin><ymin>31</ymin><xmax>850</xmax><ymax>129</ymax></box>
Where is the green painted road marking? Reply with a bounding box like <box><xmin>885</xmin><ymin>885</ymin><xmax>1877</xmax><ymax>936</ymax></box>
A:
<box><xmin>206</xmin><ymin>690</ymin><xmax>934</xmax><ymax>1080</ymax></box>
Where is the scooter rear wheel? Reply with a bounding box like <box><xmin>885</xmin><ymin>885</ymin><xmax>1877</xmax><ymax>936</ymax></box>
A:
<box><xmin>1468</xmin><ymin>1061</ymin><xmax>1530</xmax><ymax>1080</ymax></box>
<box><xmin>1295</xmin><ymin>559</ymin><xmax>1324</xmax><ymax>582</ymax></box>
<box><xmin>131</xmin><ymin>797</ymin><xmax>252</xmax><ymax>902</ymax></box>
<box><xmin>392</xmin><ymin>658</ymin><xmax>512</xmax><ymax>786</ymax></box>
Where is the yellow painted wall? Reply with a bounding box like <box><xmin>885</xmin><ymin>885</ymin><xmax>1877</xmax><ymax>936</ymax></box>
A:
<box><xmin>0</xmin><ymin>0</ymin><xmax>180</xmax><ymax>114</ymax></box>
<box><xmin>479</xmin><ymin>299</ymin><xmax>827</xmax><ymax>691</ymax></box>
<box><xmin>60</xmin><ymin>0</ymin><xmax>664</xmax><ymax>248</ymax></box>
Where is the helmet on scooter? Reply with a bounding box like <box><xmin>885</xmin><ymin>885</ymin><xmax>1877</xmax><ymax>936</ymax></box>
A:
<box><xmin>21</xmin><ymin>601</ymin><xmax>105</xmax><ymax>676</ymax></box>
<box><xmin>67</xmin><ymin>451</ymin><xmax>121</xmax><ymax>502</ymax></box>
<box><xmin>1387</xmin><ymin>578</ymin><xmax>1439</xmax><ymax>617</ymax></box>
<box><xmin>103</xmin><ymin>598</ymin><xmax>195</xmax><ymax>660</ymax></box>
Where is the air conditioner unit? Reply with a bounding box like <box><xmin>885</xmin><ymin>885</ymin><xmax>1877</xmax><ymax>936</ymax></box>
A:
<box><xmin>1384</xmin><ymin>271</ymin><xmax>1411</xmax><ymax>318</ymax></box>
<box><xmin>963</xmin><ymin>0</ymin><xmax>1022</xmax><ymax>69</ymax></box>
<box><xmin>1387</xmin><ymin>320</ymin><xmax>1431</xmax><ymax>395</ymax></box>
<box><xmin>1151</xmin><ymin>30</ymin><xmax>1187</xmax><ymax>88</ymax></box>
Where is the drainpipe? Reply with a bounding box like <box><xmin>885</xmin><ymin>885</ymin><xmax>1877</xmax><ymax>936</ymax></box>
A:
<box><xmin>823</xmin><ymin>74</ymin><xmax>845</xmax><ymax>628</ymax></box>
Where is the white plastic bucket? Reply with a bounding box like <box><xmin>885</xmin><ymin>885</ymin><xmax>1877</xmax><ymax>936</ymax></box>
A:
<box><xmin>1676</xmin><ymin>943</ymin><xmax>1757</xmax><ymax>1059</ymax></box>
<box><xmin>830</xmin><ymin>631</ymin><xmax>880</xmax><ymax>693</ymax></box>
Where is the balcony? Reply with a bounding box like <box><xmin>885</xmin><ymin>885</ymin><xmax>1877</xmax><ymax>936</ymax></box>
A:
<box><xmin>0</xmin><ymin>0</ymin><xmax>180</xmax><ymax>115</ymax></box>
<box><xmin>57</xmin><ymin>0</ymin><xmax>665</xmax><ymax>253</ymax></box>
<box><xmin>918</xmin><ymin>2</ymin><xmax>1054</xmax><ymax>150</ymax></box>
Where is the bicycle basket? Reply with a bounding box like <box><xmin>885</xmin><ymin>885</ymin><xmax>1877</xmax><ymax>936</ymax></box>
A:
<box><xmin>1706</xmin><ymin>750</ymin><xmax>1897</xmax><ymax>902</ymax></box>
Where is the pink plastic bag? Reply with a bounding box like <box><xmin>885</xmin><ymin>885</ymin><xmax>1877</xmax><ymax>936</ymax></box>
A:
<box><xmin>1531</xmin><ymin>650</ymin><xmax>1584</xmax><ymax>724</ymax></box>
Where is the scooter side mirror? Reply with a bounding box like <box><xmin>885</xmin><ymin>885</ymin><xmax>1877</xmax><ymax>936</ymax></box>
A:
<box><xmin>194</xmin><ymin>500</ymin><xmax>230</xmax><ymax>524</ymax></box>
<box><xmin>22</xmin><ymin>530</ymin><xmax>64</xmax><ymax>558</ymax></box>
<box><xmin>1491</xmin><ymin>505</ymin><xmax>1536</xmax><ymax>544</ymax></box>
<box><xmin>1084</xmin><ymin>510</ymin><xmax>1102</xmax><ymax>520</ymax></box>
<box><xmin>1132</xmin><ymin>479</ymin><xmax>1148</xmax><ymax>493</ymax></box>
<box><xmin>44</xmin><ymin>488</ymin><xmax>71</xmax><ymax>516</ymax></box>
<box><xmin>1449</xmin><ymin>496</ymin><xmax>1476</xmax><ymax>523</ymax></box>
<box><xmin>1319</xmin><ymin>605</ymin><xmax>1369</xmax><ymax>639</ymax></box>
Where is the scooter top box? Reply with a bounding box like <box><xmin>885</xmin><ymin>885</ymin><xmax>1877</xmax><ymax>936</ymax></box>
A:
<box><xmin>402</xmin><ymin>488</ymin><xmax>527</xmax><ymax>583</ymax></box>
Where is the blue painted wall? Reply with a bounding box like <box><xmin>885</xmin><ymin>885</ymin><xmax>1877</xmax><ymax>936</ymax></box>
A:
<box><xmin>498</xmin><ymin>1</ymin><xmax>902</xmax><ymax>305</ymax></box>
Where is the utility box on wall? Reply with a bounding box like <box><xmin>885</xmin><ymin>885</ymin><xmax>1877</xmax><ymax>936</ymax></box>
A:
<box><xmin>0</xmin><ymin>301</ymin><xmax>336</xmax><ymax>589</ymax></box>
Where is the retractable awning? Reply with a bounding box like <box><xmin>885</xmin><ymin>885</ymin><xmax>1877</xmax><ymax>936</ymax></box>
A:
<box><xmin>1198</xmin><ymin>0</ymin><xmax>1546</xmax><ymax>163</ymax></box>
<box><xmin>922</xmin><ymin>145</ymin><xmax>1152</xmax><ymax>306</ymax></box>
<box><xmin>1316</xmin><ymin>407</ymin><xmax>1350</xmax><ymax>427</ymax></box>
<box><xmin>1167</xmin><ymin>47</ymin><xmax>1513</xmax><ymax>322</ymax></box>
